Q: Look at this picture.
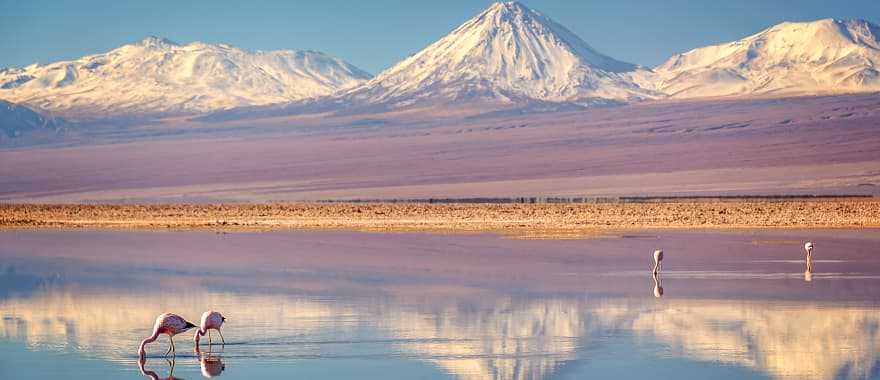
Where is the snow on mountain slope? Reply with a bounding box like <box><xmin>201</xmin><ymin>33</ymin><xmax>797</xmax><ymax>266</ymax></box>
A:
<box><xmin>644</xmin><ymin>19</ymin><xmax>880</xmax><ymax>98</ymax></box>
<box><xmin>0</xmin><ymin>37</ymin><xmax>371</xmax><ymax>118</ymax></box>
<box><xmin>338</xmin><ymin>1</ymin><xmax>656</xmax><ymax>108</ymax></box>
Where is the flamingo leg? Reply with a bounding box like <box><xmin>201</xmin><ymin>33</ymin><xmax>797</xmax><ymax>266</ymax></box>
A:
<box><xmin>170</xmin><ymin>335</ymin><xmax>176</xmax><ymax>356</ymax></box>
<box><xmin>218</xmin><ymin>329</ymin><xmax>225</xmax><ymax>345</ymax></box>
<box><xmin>208</xmin><ymin>330</ymin><xmax>212</xmax><ymax>345</ymax></box>
<box><xmin>164</xmin><ymin>337</ymin><xmax>173</xmax><ymax>357</ymax></box>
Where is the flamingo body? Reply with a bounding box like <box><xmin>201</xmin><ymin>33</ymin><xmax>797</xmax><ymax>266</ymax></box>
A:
<box><xmin>652</xmin><ymin>249</ymin><xmax>664</xmax><ymax>274</ymax></box>
<box><xmin>804</xmin><ymin>241</ymin><xmax>815</xmax><ymax>277</ymax></box>
<box><xmin>138</xmin><ymin>313</ymin><xmax>196</xmax><ymax>357</ymax></box>
<box><xmin>194</xmin><ymin>311</ymin><xmax>226</xmax><ymax>347</ymax></box>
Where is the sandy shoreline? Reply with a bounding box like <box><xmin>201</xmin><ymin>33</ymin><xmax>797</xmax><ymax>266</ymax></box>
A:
<box><xmin>1</xmin><ymin>200</ymin><xmax>878</xmax><ymax>238</ymax></box>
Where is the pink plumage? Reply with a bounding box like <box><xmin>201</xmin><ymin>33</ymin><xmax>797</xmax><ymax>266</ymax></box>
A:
<box><xmin>194</xmin><ymin>311</ymin><xmax>227</xmax><ymax>347</ymax></box>
<box><xmin>138</xmin><ymin>312</ymin><xmax>196</xmax><ymax>357</ymax></box>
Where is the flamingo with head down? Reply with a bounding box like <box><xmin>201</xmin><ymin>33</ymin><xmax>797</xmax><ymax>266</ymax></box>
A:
<box><xmin>194</xmin><ymin>311</ymin><xmax>227</xmax><ymax>348</ymax></box>
<box><xmin>138</xmin><ymin>313</ymin><xmax>196</xmax><ymax>358</ymax></box>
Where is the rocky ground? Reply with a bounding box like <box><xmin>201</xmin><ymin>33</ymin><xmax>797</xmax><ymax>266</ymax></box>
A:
<box><xmin>2</xmin><ymin>199</ymin><xmax>877</xmax><ymax>238</ymax></box>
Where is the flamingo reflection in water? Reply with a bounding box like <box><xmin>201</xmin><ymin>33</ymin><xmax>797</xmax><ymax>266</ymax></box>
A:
<box><xmin>138</xmin><ymin>355</ymin><xmax>182</xmax><ymax>380</ymax></box>
<box><xmin>198</xmin><ymin>351</ymin><xmax>226</xmax><ymax>378</ymax></box>
<box><xmin>652</xmin><ymin>271</ymin><xmax>664</xmax><ymax>298</ymax></box>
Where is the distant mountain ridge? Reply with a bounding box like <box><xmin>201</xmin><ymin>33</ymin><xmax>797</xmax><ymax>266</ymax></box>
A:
<box><xmin>0</xmin><ymin>37</ymin><xmax>371</xmax><ymax>119</ymax></box>
<box><xmin>2</xmin><ymin>3</ymin><xmax>880</xmax><ymax>122</ymax></box>
<box><xmin>264</xmin><ymin>5</ymin><xmax>880</xmax><ymax>117</ymax></box>
<box><xmin>639</xmin><ymin>18</ymin><xmax>880</xmax><ymax>98</ymax></box>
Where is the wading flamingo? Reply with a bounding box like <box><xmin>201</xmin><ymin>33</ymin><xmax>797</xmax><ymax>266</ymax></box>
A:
<box><xmin>194</xmin><ymin>311</ymin><xmax>226</xmax><ymax>348</ymax></box>
<box><xmin>138</xmin><ymin>313</ymin><xmax>196</xmax><ymax>358</ymax></box>
<box><xmin>804</xmin><ymin>241</ymin><xmax>814</xmax><ymax>281</ymax></box>
<box><xmin>804</xmin><ymin>242</ymin><xmax>814</xmax><ymax>261</ymax></box>
<box><xmin>652</xmin><ymin>249</ymin><xmax>664</xmax><ymax>275</ymax></box>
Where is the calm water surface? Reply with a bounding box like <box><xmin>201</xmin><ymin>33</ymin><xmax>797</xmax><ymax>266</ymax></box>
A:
<box><xmin>0</xmin><ymin>229</ymin><xmax>879</xmax><ymax>379</ymax></box>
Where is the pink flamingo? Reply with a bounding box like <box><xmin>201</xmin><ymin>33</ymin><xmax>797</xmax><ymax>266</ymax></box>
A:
<box><xmin>652</xmin><ymin>249</ymin><xmax>664</xmax><ymax>274</ymax></box>
<box><xmin>138</xmin><ymin>313</ymin><xmax>197</xmax><ymax>357</ymax></box>
<box><xmin>804</xmin><ymin>241</ymin><xmax>815</xmax><ymax>280</ymax></box>
<box><xmin>194</xmin><ymin>311</ymin><xmax>227</xmax><ymax>347</ymax></box>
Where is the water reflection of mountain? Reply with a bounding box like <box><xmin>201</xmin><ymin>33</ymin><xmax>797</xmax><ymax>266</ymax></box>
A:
<box><xmin>625</xmin><ymin>302</ymin><xmax>880</xmax><ymax>380</ymax></box>
<box><xmin>0</xmin><ymin>265</ymin><xmax>57</xmax><ymax>297</ymax></box>
<box><xmin>391</xmin><ymin>298</ymin><xmax>586</xmax><ymax>380</ymax></box>
<box><xmin>0</xmin><ymin>289</ymin><xmax>357</xmax><ymax>362</ymax></box>
<box><xmin>1</xmin><ymin>288</ymin><xmax>879</xmax><ymax>380</ymax></box>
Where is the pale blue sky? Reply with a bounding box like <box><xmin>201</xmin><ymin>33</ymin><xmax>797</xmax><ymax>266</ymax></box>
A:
<box><xmin>1</xmin><ymin>0</ymin><xmax>878</xmax><ymax>74</ymax></box>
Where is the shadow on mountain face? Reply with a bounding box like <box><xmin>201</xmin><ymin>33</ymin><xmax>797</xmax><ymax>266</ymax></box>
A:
<box><xmin>0</xmin><ymin>100</ymin><xmax>64</xmax><ymax>143</ymax></box>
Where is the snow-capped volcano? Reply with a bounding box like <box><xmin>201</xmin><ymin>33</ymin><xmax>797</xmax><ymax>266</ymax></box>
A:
<box><xmin>339</xmin><ymin>1</ymin><xmax>656</xmax><ymax>107</ymax></box>
<box><xmin>645</xmin><ymin>19</ymin><xmax>880</xmax><ymax>98</ymax></box>
<box><xmin>0</xmin><ymin>37</ymin><xmax>371</xmax><ymax>118</ymax></box>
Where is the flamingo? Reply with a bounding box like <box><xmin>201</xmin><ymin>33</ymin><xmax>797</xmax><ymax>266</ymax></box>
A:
<box><xmin>804</xmin><ymin>241</ymin><xmax>814</xmax><ymax>261</ymax></box>
<box><xmin>194</xmin><ymin>311</ymin><xmax>226</xmax><ymax>347</ymax></box>
<box><xmin>138</xmin><ymin>313</ymin><xmax>196</xmax><ymax>358</ymax></box>
<box><xmin>652</xmin><ymin>249</ymin><xmax>664</xmax><ymax>274</ymax></box>
<box><xmin>804</xmin><ymin>241</ymin><xmax>815</xmax><ymax>280</ymax></box>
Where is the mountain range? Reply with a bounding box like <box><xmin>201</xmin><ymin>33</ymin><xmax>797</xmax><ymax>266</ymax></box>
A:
<box><xmin>1</xmin><ymin>2</ymin><xmax>879</xmax><ymax>122</ymax></box>
<box><xmin>641</xmin><ymin>18</ymin><xmax>880</xmax><ymax>98</ymax></box>
<box><xmin>0</xmin><ymin>37</ymin><xmax>370</xmax><ymax>119</ymax></box>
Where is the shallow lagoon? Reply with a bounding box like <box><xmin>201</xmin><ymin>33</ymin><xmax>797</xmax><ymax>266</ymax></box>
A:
<box><xmin>0</xmin><ymin>229</ymin><xmax>879</xmax><ymax>379</ymax></box>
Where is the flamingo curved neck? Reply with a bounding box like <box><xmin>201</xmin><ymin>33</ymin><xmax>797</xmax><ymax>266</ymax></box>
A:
<box><xmin>139</xmin><ymin>330</ymin><xmax>160</xmax><ymax>356</ymax></box>
<box><xmin>194</xmin><ymin>327</ymin><xmax>207</xmax><ymax>344</ymax></box>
